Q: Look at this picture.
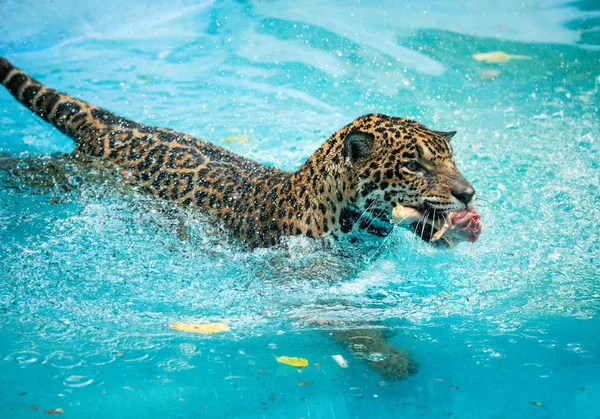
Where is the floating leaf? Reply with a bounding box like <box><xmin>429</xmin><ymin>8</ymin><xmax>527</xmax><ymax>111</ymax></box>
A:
<box><xmin>169</xmin><ymin>322</ymin><xmax>230</xmax><ymax>334</ymax></box>
<box><xmin>472</xmin><ymin>51</ymin><xmax>531</xmax><ymax>63</ymax></box>
<box><xmin>44</xmin><ymin>408</ymin><xmax>63</xmax><ymax>415</ymax></box>
<box><xmin>276</xmin><ymin>356</ymin><xmax>309</xmax><ymax>368</ymax></box>
<box><xmin>221</xmin><ymin>135</ymin><xmax>254</xmax><ymax>145</ymax></box>
<box><xmin>530</xmin><ymin>401</ymin><xmax>544</xmax><ymax>407</ymax></box>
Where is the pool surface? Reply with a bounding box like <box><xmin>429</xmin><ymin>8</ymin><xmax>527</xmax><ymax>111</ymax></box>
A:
<box><xmin>1</xmin><ymin>0</ymin><xmax>599</xmax><ymax>417</ymax></box>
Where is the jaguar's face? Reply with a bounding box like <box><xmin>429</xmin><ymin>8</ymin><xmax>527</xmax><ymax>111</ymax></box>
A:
<box><xmin>343</xmin><ymin>114</ymin><xmax>476</xmax><ymax>241</ymax></box>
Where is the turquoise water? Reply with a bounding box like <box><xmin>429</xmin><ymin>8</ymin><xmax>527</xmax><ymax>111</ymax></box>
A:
<box><xmin>1</xmin><ymin>0</ymin><xmax>599</xmax><ymax>417</ymax></box>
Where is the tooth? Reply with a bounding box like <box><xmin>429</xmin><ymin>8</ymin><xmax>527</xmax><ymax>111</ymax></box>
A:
<box><xmin>391</xmin><ymin>205</ymin><xmax>422</xmax><ymax>224</ymax></box>
<box><xmin>431</xmin><ymin>222</ymin><xmax>449</xmax><ymax>242</ymax></box>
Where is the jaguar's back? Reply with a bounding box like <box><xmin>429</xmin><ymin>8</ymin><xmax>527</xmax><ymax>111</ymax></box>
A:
<box><xmin>0</xmin><ymin>57</ymin><xmax>299</xmax><ymax>248</ymax></box>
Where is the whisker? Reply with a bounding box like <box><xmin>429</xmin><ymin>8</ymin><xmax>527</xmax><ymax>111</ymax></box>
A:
<box><xmin>405</xmin><ymin>208</ymin><xmax>429</xmax><ymax>268</ymax></box>
<box><xmin>363</xmin><ymin>205</ymin><xmax>387</xmax><ymax>231</ymax></box>
<box><xmin>352</xmin><ymin>191</ymin><xmax>383</xmax><ymax>233</ymax></box>
<box><xmin>369</xmin><ymin>223</ymin><xmax>398</xmax><ymax>261</ymax></box>
<box><xmin>411</xmin><ymin>208</ymin><xmax>430</xmax><ymax>264</ymax></box>
<box><xmin>429</xmin><ymin>208</ymin><xmax>437</xmax><ymax>242</ymax></box>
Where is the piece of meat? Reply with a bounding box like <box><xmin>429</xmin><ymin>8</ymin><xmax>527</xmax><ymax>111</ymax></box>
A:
<box><xmin>392</xmin><ymin>205</ymin><xmax>482</xmax><ymax>247</ymax></box>
<box><xmin>431</xmin><ymin>209</ymin><xmax>482</xmax><ymax>245</ymax></box>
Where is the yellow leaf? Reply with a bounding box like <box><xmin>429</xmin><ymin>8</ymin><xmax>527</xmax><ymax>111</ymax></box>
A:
<box><xmin>472</xmin><ymin>51</ymin><xmax>531</xmax><ymax>63</ymax></box>
<box><xmin>221</xmin><ymin>135</ymin><xmax>254</xmax><ymax>145</ymax></box>
<box><xmin>169</xmin><ymin>322</ymin><xmax>230</xmax><ymax>334</ymax></box>
<box><xmin>276</xmin><ymin>356</ymin><xmax>309</xmax><ymax>368</ymax></box>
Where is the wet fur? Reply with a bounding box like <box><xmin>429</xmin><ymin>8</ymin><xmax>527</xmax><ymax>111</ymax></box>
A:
<box><xmin>0</xmin><ymin>57</ymin><xmax>475</xmax><ymax>250</ymax></box>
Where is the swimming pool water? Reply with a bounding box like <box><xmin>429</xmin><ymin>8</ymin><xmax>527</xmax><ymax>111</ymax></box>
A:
<box><xmin>0</xmin><ymin>0</ymin><xmax>599</xmax><ymax>417</ymax></box>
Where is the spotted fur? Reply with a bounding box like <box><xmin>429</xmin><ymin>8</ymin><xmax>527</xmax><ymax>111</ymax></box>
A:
<box><xmin>1</xmin><ymin>57</ymin><xmax>476</xmax><ymax>249</ymax></box>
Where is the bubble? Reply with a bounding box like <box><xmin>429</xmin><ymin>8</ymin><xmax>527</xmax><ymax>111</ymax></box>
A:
<box><xmin>63</xmin><ymin>375</ymin><xmax>95</xmax><ymax>388</ymax></box>
<box><xmin>158</xmin><ymin>358</ymin><xmax>194</xmax><ymax>372</ymax></box>
<box><xmin>349</xmin><ymin>343</ymin><xmax>367</xmax><ymax>352</ymax></box>
<box><xmin>366</xmin><ymin>353</ymin><xmax>388</xmax><ymax>362</ymax></box>
<box><xmin>5</xmin><ymin>350</ymin><xmax>41</xmax><ymax>366</ymax></box>
<box><xmin>348</xmin><ymin>336</ymin><xmax>376</xmax><ymax>346</ymax></box>
<box><xmin>120</xmin><ymin>350</ymin><xmax>152</xmax><ymax>363</ymax></box>
<box><xmin>41</xmin><ymin>320</ymin><xmax>74</xmax><ymax>341</ymax></box>
<box><xmin>178</xmin><ymin>343</ymin><xmax>200</xmax><ymax>356</ymax></box>
<box><xmin>43</xmin><ymin>351</ymin><xmax>82</xmax><ymax>369</ymax></box>
<box><xmin>82</xmin><ymin>350</ymin><xmax>118</xmax><ymax>366</ymax></box>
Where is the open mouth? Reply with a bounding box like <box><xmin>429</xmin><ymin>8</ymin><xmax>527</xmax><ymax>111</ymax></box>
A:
<box><xmin>391</xmin><ymin>205</ymin><xmax>482</xmax><ymax>247</ymax></box>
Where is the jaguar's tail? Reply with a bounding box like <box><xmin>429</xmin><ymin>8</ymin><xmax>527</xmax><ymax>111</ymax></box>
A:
<box><xmin>0</xmin><ymin>56</ymin><xmax>146</xmax><ymax>161</ymax></box>
<box><xmin>0</xmin><ymin>57</ymin><xmax>100</xmax><ymax>139</ymax></box>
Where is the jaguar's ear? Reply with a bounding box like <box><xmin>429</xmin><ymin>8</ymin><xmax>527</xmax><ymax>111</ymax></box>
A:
<box><xmin>343</xmin><ymin>130</ymin><xmax>374</xmax><ymax>165</ymax></box>
<box><xmin>433</xmin><ymin>130</ymin><xmax>457</xmax><ymax>142</ymax></box>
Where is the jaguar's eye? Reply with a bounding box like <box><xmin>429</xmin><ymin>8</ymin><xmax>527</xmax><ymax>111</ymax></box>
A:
<box><xmin>406</xmin><ymin>161</ymin><xmax>419</xmax><ymax>171</ymax></box>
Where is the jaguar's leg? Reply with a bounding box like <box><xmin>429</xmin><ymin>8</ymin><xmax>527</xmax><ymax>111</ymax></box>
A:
<box><xmin>329</xmin><ymin>327</ymin><xmax>418</xmax><ymax>380</ymax></box>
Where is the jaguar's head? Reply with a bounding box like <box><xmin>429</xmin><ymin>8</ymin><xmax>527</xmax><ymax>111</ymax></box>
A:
<box><xmin>341</xmin><ymin>113</ymin><xmax>477</xmax><ymax>241</ymax></box>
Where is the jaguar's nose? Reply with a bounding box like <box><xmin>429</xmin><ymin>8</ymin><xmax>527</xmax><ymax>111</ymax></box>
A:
<box><xmin>452</xmin><ymin>187</ymin><xmax>475</xmax><ymax>205</ymax></box>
